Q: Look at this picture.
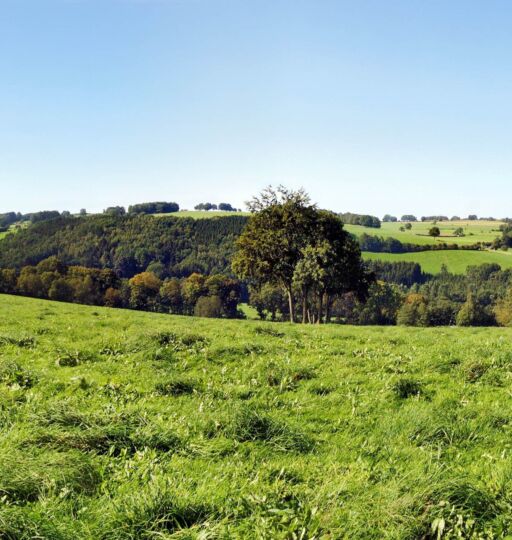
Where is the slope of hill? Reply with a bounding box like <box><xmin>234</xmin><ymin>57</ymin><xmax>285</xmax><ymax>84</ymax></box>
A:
<box><xmin>0</xmin><ymin>213</ymin><xmax>508</xmax><ymax>277</ymax></box>
<box><xmin>363</xmin><ymin>249</ymin><xmax>512</xmax><ymax>274</ymax></box>
<box><xmin>1</xmin><ymin>294</ymin><xmax>512</xmax><ymax>538</ymax></box>
<box><xmin>159</xmin><ymin>210</ymin><xmax>250</xmax><ymax>219</ymax></box>
<box><xmin>345</xmin><ymin>219</ymin><xmax>503</xmax><ymax>246</ymax></box>
<box><xmin>0</xmin><ymin>214</ymin><xmax>248</xmax><ymax>277</ymax></box>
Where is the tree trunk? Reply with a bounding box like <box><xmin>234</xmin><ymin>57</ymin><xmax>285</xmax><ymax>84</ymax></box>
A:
<box><xmin>287</xmin><ymin>288</ymin><xmax>295</xmax><ymax>323</ymax></box>
<box><xmin>317</xmin><ymin>294</ymin><xmax>323</xmax><ymax>324</ymax></box>
<box><xmin>302</xmin><ymin>295</ymin><xmax>307</xmax><ymax>324</ymax></box>
<box><xmin>325</xmin><ymin>295</ymin><xmax>332</xmax><ymax>323</ymax></box>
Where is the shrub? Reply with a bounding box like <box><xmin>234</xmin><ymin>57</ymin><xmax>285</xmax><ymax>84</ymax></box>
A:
<box><xmin>194</xmin><ymin>295</ymin><xmax>223</xmax><ymax>318</ymax></box>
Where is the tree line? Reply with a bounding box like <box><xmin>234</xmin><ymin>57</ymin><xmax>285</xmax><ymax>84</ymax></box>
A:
<box><xmin>339</xmin><ymin>212</ymin><xmax>381</xmax><ymax>228</ymax></box>
<box><xmin>194</xmin><ymin>202</ymin><xmax>238</xmax><ymax>211</ymax></box>
<box><xmin>0</xmin><ymin>256</ymin><xmax>244</xmax><ymax>318</ymax></box>
<box><xmin>248</xmin><ymin>261</ymin><xmax>512</xmax><ymax>327</ymax></box>
<box><xmin>358</xmin><ymin>233</ymin><xmax>491</xmax><ymax>253</ymax></box>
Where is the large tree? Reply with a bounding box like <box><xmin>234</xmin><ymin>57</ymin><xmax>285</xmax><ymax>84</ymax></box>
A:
<box><xmin>233</xmin><ymin>186</ymin><xmax>372</xmax><ymax>323</ymax></box>
<box><xmin>232</xmin><ymin>186</ymin><xmax>316</xmax><ymax>322</ymax></box>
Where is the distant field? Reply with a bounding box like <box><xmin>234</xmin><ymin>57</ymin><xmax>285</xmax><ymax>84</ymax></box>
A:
<box><xmin>156</xmin><ymin>210</ymin><xmax>250</xmax><ymax>219</ymax></box>
<box><xmin>2</xmin><ymin>294</ymin><xmax>512</xmax><ymax>537</ymax></box>
<box><xmin>0</xmin><ymin>223</ymin><xmax>24</xmax><ymax>241</ymax></box>
<box><xmin>345</xmin><ymin>219</ymin><xmax>503</xmax><ymax>246</ymax></box>
<box><xmin>363</xmin><ymin>248</ymin><xmax>512</xmax><ymax>274</ymax></box>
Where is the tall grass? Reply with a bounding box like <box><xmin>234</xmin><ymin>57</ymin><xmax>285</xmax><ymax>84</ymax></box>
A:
<box><xmin>1</xmin><ymin>294</ymin><xmax>512</xmax><ymax>537</ymax></box>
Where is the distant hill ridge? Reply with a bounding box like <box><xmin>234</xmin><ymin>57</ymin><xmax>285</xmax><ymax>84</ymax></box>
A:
<box><xmin>0</xmin><ymin>214</ymin><xmax>249</xmax><ymax>278</ymax></box>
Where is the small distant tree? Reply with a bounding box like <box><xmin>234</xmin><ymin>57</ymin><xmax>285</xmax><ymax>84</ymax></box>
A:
<box><xmin>405</xmin><ymin>223</ymin><xmax>412</xmax><ymax>230</ymax></box>
<box><xmin>146</xmin><ymin>261</ymin><xmax>167</xmax><ymax>280</ymax></box>
<box><xmin>467</xmin><ymin>215</ymin><xmax>478</xmax><ymax>221</ymax></box>
<box><xmin>160</xmin><ymin>278</ymin><xmax>183</xmax><ymax>314</ymax></box>
<box><xmin>104</xmin><ymin>287</ymin><xmax>123</xmax><ymax>308</ymax></box>
<box><xmin>0</xmin><ymin>269</ymin><xmax>17</xmax><ymax>294</ymax></box>
<box><xmin>48</xmin><ymin>278</ymin><xmax>74</xmax><ymax>302</ymax></box>
<box><xmin>104</xmin><ymin>206</ymin><xmax>126</xmax><ymax>216</ymax></box>
<box><xmin>454</xmin><ymin>227</ymin><xmax>465</xmax><ymax>237</ymax></box>
<box><xmin>356</xmin><ymin>281</ymin><xmax>403</xmax><ymax>325</ymax></box>
<box><xmin>382</xmin><ymin>214</ymin><xmax>397</xmax><ymax>222</ymax></box>
<box><xmin>219</xmin><ymin>203</ymin><xmax>235</xmax><ymax>212</ymax></box>
<box><xmin>494</xmin><ymin>289</ymin><xmax>512</xmax><ymax>326</ymax></box>
<box><xmin>181</xmin><ymin>273</ymin><xmax>206</xmax><ymax>313</ymax></box>
<box><xmin>249</xmin><ymin>283</ymin><xmax>288</xmax><ymax>321</ymax></box>
<box><xmin>396</xmin><ymin>294</ymin><xmax>429</xmax><ymax>326</ymax></box>
<box><xmin>128</xmin><ymin>271</ymin><xmax>162</xmax><ymax>310</ymax></box>
<box><xmin>429</xmin><ymin>226</ymin><xmax>441</xmax><ymax>238</ymax></box>
<box><xmin>80</xmin><ymin>209</ymin><xmax>87</xmax><ymax>216</ymax></box>
<box><xmin>194</xmin><ymin>295</ymin><xmax>223</xmax><ymax>318</ymax></box>
<box><xmin>456</xmin><ymin>294</ymin><xmax>490</xmax><ymax>326</ymax></box>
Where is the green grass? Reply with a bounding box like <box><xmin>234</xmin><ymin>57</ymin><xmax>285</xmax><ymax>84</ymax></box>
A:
<box><xmin>0</xmin><ymin>222</ymin><xmax>26</xmax><ymax>241</ymax></box>
<box><xmin>346</xmin><ymin>219</ymin><xmax>503</xmax><ymax>246</ymax></box>
<box><xmin>363</xmin><ymin>249</ymin><xmax>512</xmax><ymax>274</ymax></box>
<box><xmin>156</xmin><ymin>210</ymin><xmax>250</xmax><ymax>219</ymax></box>
<box><xmin>2</xmin><ymin>294</ymin><xmax>512</xmax><ymax>537</ymax></box>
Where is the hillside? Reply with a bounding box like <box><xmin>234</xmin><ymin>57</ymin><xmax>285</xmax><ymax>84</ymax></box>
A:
<box><xmin>0</xmin><ymin>214</ymin><xmax>248</xmax><ymax>277</ymax></box>
<box><xmin>160</xmin><ymin>210</ymin><xmax>250</xmax><ymax>219</ymax></box>
<box><xmin>1</xmin><ymin>294</ymin><xmax>512</xmax><ymax>538</ymax></box>
<box><xmin>363</xmin><ymin>249</ymin><xmax>512</xmax><ymax>274</ymax></box>
<box><xmin>0</xmin><ymin>213</ymin><xmax>509</xmax><ymax>278</ymax></box>
<box><xmin>345</xmin><ymin>220</ymin><xmax>503</xmax><ymax>246</ymax></box>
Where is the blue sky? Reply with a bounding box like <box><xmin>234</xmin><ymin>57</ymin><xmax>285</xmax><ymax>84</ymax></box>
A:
<box><xmin>1</xmin><ymin>0</ymin><xmax>511</xmax><ymax>217</ymax></box>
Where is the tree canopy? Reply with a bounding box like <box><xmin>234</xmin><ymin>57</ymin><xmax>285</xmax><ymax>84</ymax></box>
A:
<box><xmin>233</xmin><ymin>186</ymin><xmax>372</xmax><ymax>323</ymax></box>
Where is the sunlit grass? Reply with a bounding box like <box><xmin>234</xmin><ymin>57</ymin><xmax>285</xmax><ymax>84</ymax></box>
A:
<box><xmin>1</xmin><ymin>294</ymin><xmax>512</xmax><ymax>537</ymax></box>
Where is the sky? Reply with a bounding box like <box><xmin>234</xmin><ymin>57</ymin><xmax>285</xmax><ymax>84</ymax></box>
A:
<box><xmin>1</xmin><ymin>0</ymin><xmax>512</xmax><ymax>217</ymax></box>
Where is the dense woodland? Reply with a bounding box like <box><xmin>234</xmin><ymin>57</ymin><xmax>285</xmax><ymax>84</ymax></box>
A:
<box><xmin>0</xmin><ymin>214</ymin><xmax>248</xmax><ymax>277</ymax></box>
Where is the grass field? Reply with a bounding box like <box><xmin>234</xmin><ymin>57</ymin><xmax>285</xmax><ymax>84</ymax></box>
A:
<box><xmin>363</xmin><ymin>249</ymin><xmax>512</xmax><ymax>274</ymax></box>
<box><xmin>156</xmin><ymin>210</ymin><xmax>250</xmax><ymax>219</ymax></box>
<box><xmin>345</xmin><ymin>220</ymin><xmax>503</xmax><ymax>246</ymax></box>
<box><xmin>2</xmin><ymin>295</ymin><xmax>512</xmax><ymax>538</ymax></box>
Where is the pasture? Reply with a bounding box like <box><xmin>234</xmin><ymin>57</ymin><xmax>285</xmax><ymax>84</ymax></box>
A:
<box><xmin>157</xmin><ymin>210</ymin><xmax>250</xmax><ymax>219</ymax></box>
<box><xmin>363</xmin><ymin>249</ymin><xmax>512</xmax><ymax>274</ymax></box>
<box><xmin>1</xmin><ymin>294</ymin><xmax>512</xmax><ymax>538</ymax></box>
<box><xmin>345</xmin><ymin>219</ymin><xmax>503</xmax><ymax>246</ymax></box>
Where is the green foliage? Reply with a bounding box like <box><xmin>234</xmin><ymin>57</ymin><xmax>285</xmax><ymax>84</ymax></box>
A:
<box><xmin>234</xmin><ymin>187</ymin><xmax>371</xmax><ymax>323</ymax></box>
<box><xmin>0</xmin><ymin>214</ymin><xmax>248</xmax><ymax>277</ymax></box>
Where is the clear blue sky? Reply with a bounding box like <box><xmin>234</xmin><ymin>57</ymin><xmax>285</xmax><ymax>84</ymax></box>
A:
<box><xmin>2</xmin><ymin>0</ymin><xmax>512</xmax><ymax>217</ymax></box>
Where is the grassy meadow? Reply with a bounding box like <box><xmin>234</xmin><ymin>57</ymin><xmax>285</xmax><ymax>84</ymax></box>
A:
<box><xmin>157</xmin><ymin>210</ymin><xmax>250</xmax><ymax>219</ymax></box>
<box><xmin>345</xmin><ymin>220</ymin><xmax>503</xmax><ymax>246</ymax></box>
<box><xmin>363</xmin><ymin>249</ymin><xmax>512</xmax><ymax>275</ymax></box>
<box><xmin>2</xmin><ymin>294</ymin><xmax>512</xmax><ymax>538</ymax></box>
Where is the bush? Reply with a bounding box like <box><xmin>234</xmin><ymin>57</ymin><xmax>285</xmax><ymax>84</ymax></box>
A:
<box><xmin>194</xmin><ymin>295</ymin><xmax>223</xmax><ymax>318</ymax></box>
